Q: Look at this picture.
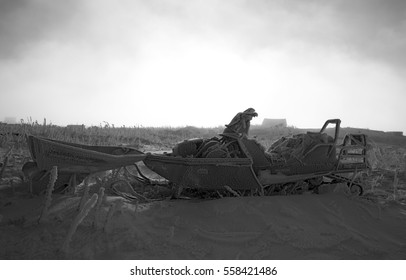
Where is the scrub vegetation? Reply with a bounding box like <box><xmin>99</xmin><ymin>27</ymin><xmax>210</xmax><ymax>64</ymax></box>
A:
<box><xmin>0</xmin><ymin>119</ymin><xmax>406</xmax><ymax>259</ymax></box>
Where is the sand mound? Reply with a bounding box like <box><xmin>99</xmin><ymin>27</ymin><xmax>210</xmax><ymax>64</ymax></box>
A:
<box><xmin>1</xmin><ymin>192</ymin><xmax>405</xmax><ymax>260</ymax></box>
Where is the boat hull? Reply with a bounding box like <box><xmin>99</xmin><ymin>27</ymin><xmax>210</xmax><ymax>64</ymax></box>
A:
<box><xmin>144</xmin><ymin>154</ymin><xmax>263</xmax><ymax>191</ymax></box>
<box><xmin>27</xmin><ymin>135</ymin><xmax>146</xmax><ymax>173</ymax></box>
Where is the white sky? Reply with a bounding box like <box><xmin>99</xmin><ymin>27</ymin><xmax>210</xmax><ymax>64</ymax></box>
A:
<box><xmin>1</xmin><ymin>0</ymin><xmax>405</xmax><ymax>132</ymax></box>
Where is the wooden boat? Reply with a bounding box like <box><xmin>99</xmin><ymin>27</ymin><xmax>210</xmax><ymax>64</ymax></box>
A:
<box><xmin>26</xmin><ymin>135</ymin><xmax>146</xmax><ymax>174</ymax></box>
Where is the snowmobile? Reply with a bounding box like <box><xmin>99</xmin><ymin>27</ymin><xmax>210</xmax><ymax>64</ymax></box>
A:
<box><xmin>23</xmin><ymin>119</ymin><xmax>370</xmax><ymax>196</ymax></box>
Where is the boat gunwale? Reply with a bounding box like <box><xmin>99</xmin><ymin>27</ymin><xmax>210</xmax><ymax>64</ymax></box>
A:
<box><xmin>27</xmin><ymin>135</ymin><xmax>147</xmax><ymax>172</ymax></box>
<box><xmin>28</xmin><ymin>135</ymin><xmax>145</xmax><ymax>159</ymax></box>
<box><xmin>145</xmin><ymin>153</ymin><xmax>253</xmax><ymax>166</ymax></box>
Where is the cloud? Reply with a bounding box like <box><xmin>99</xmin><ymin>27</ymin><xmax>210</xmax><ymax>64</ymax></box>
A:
<box><xmin>0</xmin><ymin>0</ymin><xmax>81</xmax><ymax>59</ymax></box>
<box><xmin>1</xmin><ymin>0</ymin><xmax>405</xmax><ymax>131</ymax></box>
<box><xmin>2</xmin><ymin>0</ymin><xmax>405</xmax><ymax>71</ymax></box>
<box><xmin>235</xmin><ymin>0</ymin><xmax>406</xmax><ymax>72</ymax></box>
<box><xmin>317</xmin><ymin>0</ymin><xmax>406</xmax><ymax>71</ymax></box>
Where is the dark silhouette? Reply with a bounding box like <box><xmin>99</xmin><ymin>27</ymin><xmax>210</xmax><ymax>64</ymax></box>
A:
<box><xmin>223</xmin><ymin>108</ymin><xmax>258</xmax><ymax>137</ymax></box>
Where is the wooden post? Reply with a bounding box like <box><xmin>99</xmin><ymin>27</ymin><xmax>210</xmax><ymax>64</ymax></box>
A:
<box><xmin>0</xmin><ymin>147</ymin><xmax>12</xmax><ymax>180</ymax></box>
<box><xmin>38</xmin><ymin>166</ymin><xmax>58</xmax><ymax>224</ymax></box>
<box><xmin>69</xmin><ymin>173</ymin><xmax>77</xmax><ymax>194</ymax></box>
<box><xmin>78</xmin><ymin>176</ymin><xmax>90</xmax><ymax>211</ymax></box>
<box><xmin>393</xmin><ymin>170</ymin><xmax>399</xmax><ymax>200</ymax></box>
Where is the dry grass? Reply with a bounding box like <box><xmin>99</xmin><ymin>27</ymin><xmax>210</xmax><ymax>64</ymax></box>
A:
<box><xmin>0</xmin><ymin>120</ymin><xmax>223</xmax><ymax>150</ymax></box>
<box><xmin>1</xmin><ymin>119</ymin><xmax>405</xmax><ymax>203</ymax></box>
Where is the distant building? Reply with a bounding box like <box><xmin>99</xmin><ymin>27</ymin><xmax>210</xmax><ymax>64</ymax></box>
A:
<box><xmin>261</xmin><ymin>118</ymin><xmax>287</xmax><ymax>128</ymax></box>
<box><xmin>386</xmin><ymin>131</ymin><xmax>404</xmax><ymax>137</ymax></box>
<box><xmin>66</xmin><ymin>124</ymin><xmax>85</xmax><ymax>130</ymax></box>
<box><xmin>4</xmin><ymin>117</ymin><xmax>16</xmax><ymax>124</ymax></box>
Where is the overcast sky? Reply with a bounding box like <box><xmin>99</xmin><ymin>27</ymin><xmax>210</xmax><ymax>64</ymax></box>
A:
<box><xmin>1</xmin><ymin>0</ymin><xmax>405</xmax><ymax>132</ymax></box>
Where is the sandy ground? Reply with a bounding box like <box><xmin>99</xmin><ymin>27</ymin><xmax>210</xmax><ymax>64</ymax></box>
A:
<box><xmin>1</xmin><ymin>144</ymin><xmax>406</xmax><ymax>260</ymax></box>
<box><xmin>1</xmin><ymin>185</ymin><xmax>406</xmax><ymax>260</ymax></box>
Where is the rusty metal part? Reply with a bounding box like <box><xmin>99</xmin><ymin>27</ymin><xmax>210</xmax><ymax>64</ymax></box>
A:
<box><xmin>144</xmin><ymin>155</ymin><xmax>262</xmax><ymax>191</ymax></box>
